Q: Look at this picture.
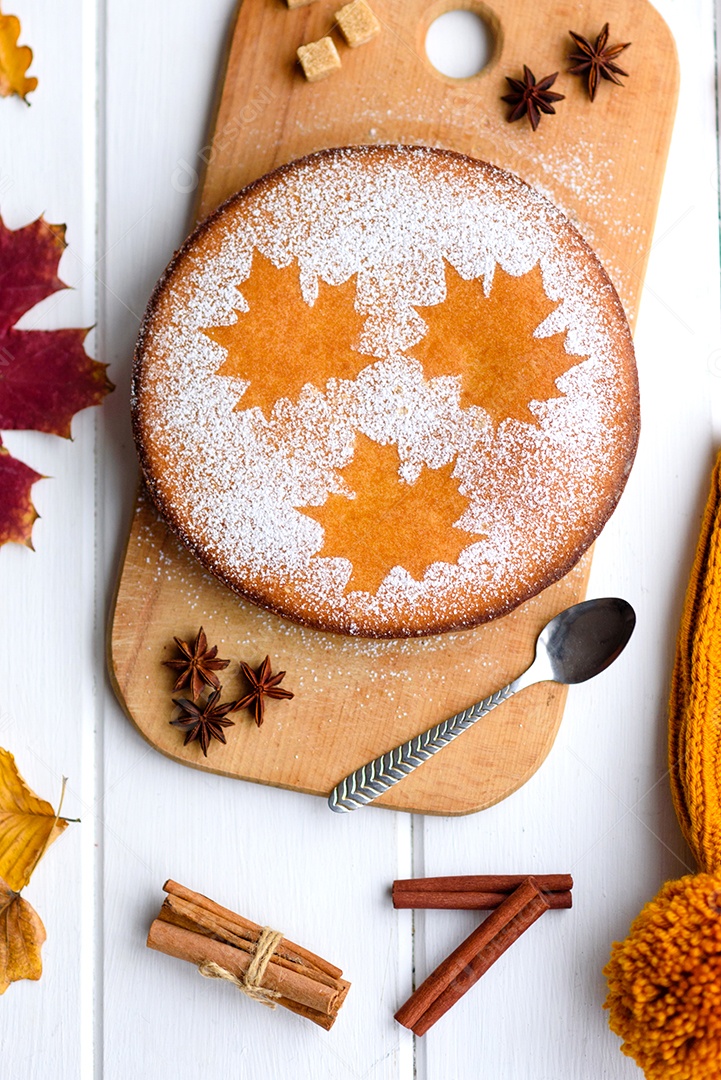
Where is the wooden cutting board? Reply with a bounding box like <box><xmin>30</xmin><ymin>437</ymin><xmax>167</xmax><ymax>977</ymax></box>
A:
<box><xmin>109</xmin><ymin>0</ymin><xmax>678</xmax><ymax>814</ymax></box>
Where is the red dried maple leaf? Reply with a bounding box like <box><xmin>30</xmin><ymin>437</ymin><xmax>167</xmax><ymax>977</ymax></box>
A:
<box><xmin>0</xmin><ymin>215</ymin><xmax>113</xmax><ymax>547</ymax></box>
<box><xmin>0</xmin><ymin>439</ymin><xmax>41</xmax><ymax>548</ymax></box>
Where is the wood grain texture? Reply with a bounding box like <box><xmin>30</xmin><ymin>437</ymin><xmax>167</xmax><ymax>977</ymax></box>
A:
<box><xmin>109</xmin><ymin>0</ymin><xmax>678</xmax><ymax>814</ymax></box>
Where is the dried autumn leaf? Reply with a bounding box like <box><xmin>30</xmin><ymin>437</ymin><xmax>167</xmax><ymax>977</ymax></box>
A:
<box><xmin>0</xmin><ymin>5</ymin><xmax>37</xmax><ymax>101</ymax></box>
<box><xmin>0</xmin><ymin>215</ymin><xmax>113</xmax><ymax>547</ymax></box>
<box><xmin>0</xmin><ymin>747</ymin><xmax>67</xmax><ymax>892</ymax></box>
<box><xmin>0</xmin><ymin>217</ymin><xmax>112</xmax><ymax>435</ymax></box>
<box><xmin>0</xmin><ymin>878</ymin><xmax>45</xmax><ymax>994</ymax></box>
<box><xmin>0</xmin><ymin>437</ymin><xmax>41</xmax><ymax>547</ymax></box>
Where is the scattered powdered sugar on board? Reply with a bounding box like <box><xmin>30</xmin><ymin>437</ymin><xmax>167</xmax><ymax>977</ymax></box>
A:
<box><xmin>133</xmin><ymin>146</ymin><xmax>637</xmax><ymax>637</ymax></box>
<box><xmin>496</xmin><ymin>135</ymin><xmax>640</xmax><ymax>323</ymax></box>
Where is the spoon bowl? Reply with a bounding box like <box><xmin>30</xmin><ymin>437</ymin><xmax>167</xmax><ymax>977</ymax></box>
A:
<box><xmin>329</xmin><ymin>597</ymin><xmax>637</xmax><ymax>813</ymax></box>
<box><xmin>531</xmin><ymin>597</ymin><xmax>636</xmax><ymax>686</ymax></box>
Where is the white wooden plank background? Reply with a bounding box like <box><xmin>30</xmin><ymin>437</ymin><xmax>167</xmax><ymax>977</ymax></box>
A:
<box><xmin>0</xmin><ymin>1</ymin><xmax>719</xmax><ymax>1077</ymax></box>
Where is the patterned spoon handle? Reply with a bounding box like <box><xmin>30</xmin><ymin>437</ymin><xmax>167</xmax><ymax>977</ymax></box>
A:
<box><xmin>328</xmin><ymin>677</ymin><xmax>526</xmax><ymax>813</ymax></box>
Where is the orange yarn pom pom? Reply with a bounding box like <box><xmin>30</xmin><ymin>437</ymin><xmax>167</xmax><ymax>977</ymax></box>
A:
<box><xmin>604</xmin><ymin>873</ymin><xmax>721</xmax><ymax>1079</ymax></box>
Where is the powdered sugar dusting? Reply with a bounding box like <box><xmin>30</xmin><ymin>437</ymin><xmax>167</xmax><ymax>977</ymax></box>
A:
<box><xmin>133</xmin><ymin>146</ymin><xmax>637</xmax><ymax>637</ymax></box>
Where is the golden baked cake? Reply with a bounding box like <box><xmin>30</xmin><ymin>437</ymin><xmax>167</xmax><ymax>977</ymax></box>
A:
<box><xmin>132</xmin><ymin>145</ymin><xmax>639</xmax><ymax>638</ymax></box>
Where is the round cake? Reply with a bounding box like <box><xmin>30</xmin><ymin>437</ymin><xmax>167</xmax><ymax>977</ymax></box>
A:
<box><xmin>132</xmin><ymin>145</ymin><xmax>639</xmax><ymax>638</ymax></box>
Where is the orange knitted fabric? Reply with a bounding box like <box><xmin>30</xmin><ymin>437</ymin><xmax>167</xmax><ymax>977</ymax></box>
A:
<box><xmin>604</xmin><ymin>452</ymin><xmax>721</xmax><ymax>1078</ymax></box>
<box><xmin>668</xmin><ymin>455</ymin><xmax>721</xmax><ymax>867</ymax></box>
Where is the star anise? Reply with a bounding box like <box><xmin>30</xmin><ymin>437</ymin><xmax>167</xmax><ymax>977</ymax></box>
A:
<box><xmin>170</xmin><ymin>690</ymin><xmax>238</xmax><ymax>756</ymax></box>
<box><xmin>162</xmin><ymin>627</ymin><xmax>230</xmax><ymax>701</ymax></box>
<box><xmin>568</xmin><ymin>24</ymin><xmax>631</xmax><ymax>102</ymax></box>
<box><xmin>502</xmin><ymin>66</ymin><xmax>565</xmax><ymax>131</ymax></box>
<box><xmin>237</xmin><ymin>656</ymin><xmax>294</xmax><ymax>728</ymax></box>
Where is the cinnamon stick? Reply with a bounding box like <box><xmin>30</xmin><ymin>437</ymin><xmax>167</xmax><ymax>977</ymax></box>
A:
<box><xmin>392</xmin><ymin>888</ymin><xmax>572</xmax><ymax>910</ymax></box>
<box><xmin>148</xmin><ymin>918</ymin><xmax>340</xmax><ymax>1013</ymax></box>
<box><xmin>147</xmin><ymin>883</ymin><xmax>350</xmax><ymax>1029</ymax></box>
<box><xmin>159</xmin><ymin>894</ymin><xmax>341</xmax><ymax>989</ymax></box>
<box><xmin>163</xmin><ymin>879</ymin><xmax>341</xmax><ymax>979</ymax></box>
<box><xmin>393</xmin><ymin>873</ymin><xmax>572</xmax><ymax>896</ymax></box>
<box><xmin>395</xmin><ymin>877</ymin><xmax>549</xmax><ymax>1036</ymax></box>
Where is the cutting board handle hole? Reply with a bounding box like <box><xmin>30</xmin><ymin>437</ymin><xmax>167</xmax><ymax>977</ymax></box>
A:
<box><xmin>423</xmin><ymin>4</ymin><xmax>498</xmax><ymax>81</ymax></box>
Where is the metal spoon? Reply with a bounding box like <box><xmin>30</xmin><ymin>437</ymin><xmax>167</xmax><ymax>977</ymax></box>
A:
<box><xmin>328</xmin><ymin>597</ymin><xmax>636</xmax><ymax>813</ymax></box>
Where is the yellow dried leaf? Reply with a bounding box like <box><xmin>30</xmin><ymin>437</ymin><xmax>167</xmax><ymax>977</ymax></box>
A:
<box><xmin>0</xmin><ymin>877</ymin><xmax>45</xmax><ymax>994</ymax></box>
<box><xmin>0</xmin><ymin>748</ymin><xmax>66</xmax><ymax>892</ymax></box>
<box><xmin>0</xmin><ymin>6</ymin><xmax>37</xmax><ymax>101</ymax></box>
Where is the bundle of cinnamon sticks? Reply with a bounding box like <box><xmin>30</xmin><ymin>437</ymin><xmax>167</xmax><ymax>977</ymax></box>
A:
<box><xmin>394</xmin><ymin>874</ymin><xmax>572</xmax><ymax>1035</ymax></box>
<box><xmin>147</xmin><ymin>880</ymin><xmax>350</xmax><ymax>1029</ymax></box>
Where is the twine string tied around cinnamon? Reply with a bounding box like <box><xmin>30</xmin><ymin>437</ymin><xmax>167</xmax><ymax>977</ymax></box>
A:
<box><xmin>198</xmin><ymin>925</ymin><xmax>284</xmax><ymax>1008</ymax></box>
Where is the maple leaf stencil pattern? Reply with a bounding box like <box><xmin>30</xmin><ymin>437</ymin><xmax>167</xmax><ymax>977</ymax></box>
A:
<box><xmin>204</xmin><ymin>251</ymin><xmax>369</xmax><ymax>417</ymax></box>
<box><xmin>206</xmin><ymin>256</ymin><xmax>583</xmax><ymax>594</ymax></box>
<box><xmin>411</xmin><ymin>261</ymin><xmax>577</xmax><ymax>425</ymax></box>
<box><xmin>299</xmin><ymin>434</ymin><xmax>479</xmax><ymax>594</ymax></box>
